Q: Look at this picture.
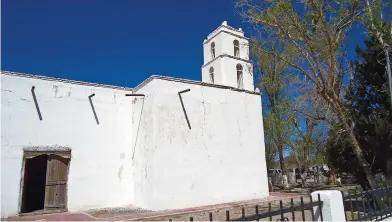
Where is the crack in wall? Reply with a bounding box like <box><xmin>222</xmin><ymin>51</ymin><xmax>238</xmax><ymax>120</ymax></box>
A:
<box><xmin>118</xmin><ymin>165</ymin><xmax>124</xmax><ymax>183</ymax></box>
<box><xmin>132</xmin><ymin>96</ymin><xmax>145</xmax><ymax>160</ymax></box>
<box><xmin>237</xmin><ymin>95</ymin><xmax>244</xmax><ymax>148</ymax></box>
<box><xmin>53</xmin><ymin>85</ymin><xmax>58</xmax><ymax>98</ymax></box>
<box><xmin>200</xmin><ymin>87</ymin><xmax>208</xmax><ymax>151</ymax></box>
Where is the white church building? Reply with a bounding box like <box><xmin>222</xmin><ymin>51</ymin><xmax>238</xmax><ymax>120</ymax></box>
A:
<box><xmin>1</xmin><ymin>21</ymin><xmax>269</xmax><ymax>218</ymax></box>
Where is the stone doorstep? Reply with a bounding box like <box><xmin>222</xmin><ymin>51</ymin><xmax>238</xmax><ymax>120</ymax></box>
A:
<box><xmin>105</xmin><ymin>193</ymin><xmax>307</xmax><ymax>221</ymax></box>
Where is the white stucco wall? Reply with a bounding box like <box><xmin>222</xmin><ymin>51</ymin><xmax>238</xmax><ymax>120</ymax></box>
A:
<box><xmin>202</xmin><ymin>57</ymin><xmax>253</xmax><ymax>91</ymax></box>
<box><xmin>132</xmin><ymin>77</ymin><xmax>269</xmax><ymax>211</ymax></box>
<box><xmin>218</xmin><ymin>32</ymin><xmax>249</xmax><ymax>61</ymax></box>
<box><xmin>201</xmin><ymin>58</ymin><xmax>223</xmax><ymax>84</ymax></box>
<box><xmin>203</xmin><ymin>24</ymin><xmax>248</xmax><ymax>63</ymax></box>
<box><xmin>203</xmin><ymin>34</ymin><xmax>223</xmax><ymax>64</ymax></box>
<box><xmin>2</xmin><ymin>21</ymin><xmax>269</xmax><ymax>217</ymax></box>
<box><xmin>221</xmin><ymin>57</ymin><xmax>253</xmax><ymax>91</ymax></box>
<box><xmin>1</xmin><ymin>73</ymin><xmax>134</xmax><ymax>217</ymax></box>
<box><xmin>202</xmin><ymin>22</ymin><xmax>253</xmax><ymax>91</ymax></box>
<box><xmin>203</xmin><ymin>23</ymin><xmax>245</xmax><ymax>64</ymax></box>
<box><xmin>131</xmin><ymin>81</ymin><xmax>156</xmax><ymax>209</ymax></box>
<box><xmin>206</xmin><ymin>22</ymin><xmax>244</xmax><ymax>41</ymax></box>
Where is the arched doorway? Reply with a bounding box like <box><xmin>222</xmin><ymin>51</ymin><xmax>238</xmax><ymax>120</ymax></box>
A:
<box><xmin>20</xmin><ymin>151</ymin><xmax>70</xmax><ymax>214</ymax></box>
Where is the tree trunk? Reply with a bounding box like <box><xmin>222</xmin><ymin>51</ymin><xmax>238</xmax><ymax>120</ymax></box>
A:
<box><xmin>304</xmin><ymin>153</ymin><xmax>309</xmax><ymax>170</ymax></box>
<box><xmin>347</xmin><ymin>130</ymin><xmax>379</xmax><ymax>190</ymax></box>
<box><xmin>387</xmin><ymin>159</ymin><xmax>392</xmax><ymax>180</ymax></box>
<box><xmin>329</xmin><ymin>170</ymin><xmax>335</xmax><ymax>185</ymax></box>
<box><xmin>329</xmin><ymin>174</ymin><xmax>333</xmax><ymax>185</ymax></box>
<box><xmin>268</xmin><ymin>176</ymin><xmax>274</xmax><ymax>192</ymax></box>
<box><xmin>387</xmin><ymin>116</ymin><xmax>392</xmax><ymax>180</ymax></box>
<box><xmin>387</xmin><ymin>140</ymin><xmax>392</xmax><ymax>179</ymax></box>
<box><xmin>301</xmin><ymin>170</ymin><xmax>306</xmax><ymax>187</ymax></box>
<box><xmin>330</xmin><ymin>94</ymin><xmax>379</xmax><ymax>190</ymax></box>
<box><xmin>277</xmin><ymin>145</ymin><xmax>289</xmax><ymax>189</ymax></box>
<box><xmin>271</xmin><ymin>104</ymin><xmax>286</xmax><ymax>176</ymax></box>
<box><xmin>291</xmin><ymin>150</ymin><xmax>301</xmax><ymax>185</ymax></box>
<box><xmin>348</xmin><ymin>129</ymin><xmax>386</xmax><ymax>209</ymax></box>
<box><xmin>278</xmin><ymin>145</ymin><xmax>287</xmax><ymax>175</ymax></box>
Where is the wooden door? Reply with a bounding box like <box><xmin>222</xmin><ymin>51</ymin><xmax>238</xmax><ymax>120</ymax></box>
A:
<box><xmin>44</xmin><ymin>155</ymin><xmax>69</xmax><ymax>210</ymax></box>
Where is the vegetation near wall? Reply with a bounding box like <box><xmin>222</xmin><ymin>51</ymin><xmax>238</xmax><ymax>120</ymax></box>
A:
<box><xmin>236</xmin><ymin>0</ymin><xmax>392</xmax><ymax>189</ymax></box>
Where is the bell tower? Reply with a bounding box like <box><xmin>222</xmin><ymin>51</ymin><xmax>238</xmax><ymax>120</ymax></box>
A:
<box><xmin>201</xmin><ymin>21</ymin><xmax>254</xmax><ymax>91</ymax></box>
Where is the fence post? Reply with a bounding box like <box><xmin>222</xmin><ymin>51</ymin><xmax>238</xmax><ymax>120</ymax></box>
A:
<box><xmin>311</xmin><ymin>190</ymin><xmax>346</xmax><ymax>221</ymax></box>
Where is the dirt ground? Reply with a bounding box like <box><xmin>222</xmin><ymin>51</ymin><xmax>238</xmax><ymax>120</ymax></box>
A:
<box><xmin>6</xmin><ymin>185</ymin><xmax>358</xmax><ymax>221</ymax></box>
<box><xmin>93</xmin><ymin>192</ymin><xmax>317</xmax><ymax>221</ymax></box>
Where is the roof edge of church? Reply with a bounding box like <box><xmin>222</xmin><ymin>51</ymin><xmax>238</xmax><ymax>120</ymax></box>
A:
<box><xmin>134</xmin><ymin>75</ymin><xmax>261</xmax><ymax>95</ymax></box>
<box><xmin>1</xmin><ymin>70</ymin><xmax>134</xmax><ymax>91</ymax></box>
<box><xmin>1</xmin><ymin>70</ymin><xmax>261</xmax><ymax>95</ymax></box>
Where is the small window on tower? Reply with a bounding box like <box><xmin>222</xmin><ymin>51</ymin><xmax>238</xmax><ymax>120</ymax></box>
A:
<box><xmin>209</xmin><ymin>67</ymin><xmax>214</xmax><ymax>83</ymax></box>
<box><xmin>211</xmin><ymin>42</ymin><xmax>216</xmax><ymax>59</ymax></box>
<box><xmin>233</xmin><ymin>40</ymin><xmax>240</xmax><ymax>57</ymax></box>
<box><xmin>236</xmin><ymin>64</ymin><xmax>243</xmax><ymax>89</ymax></box>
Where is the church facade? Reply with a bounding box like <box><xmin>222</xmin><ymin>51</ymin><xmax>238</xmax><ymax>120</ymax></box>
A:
<box><xmin>1</xmin><ymin>21</ymin><xmax>269</xmax><ymax>218</ymax></box>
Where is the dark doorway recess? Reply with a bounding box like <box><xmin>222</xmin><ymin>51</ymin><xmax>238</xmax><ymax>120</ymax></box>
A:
<box><xmin>21</xmin><ymin>154</ymin><xmax>48</xmax><ymax>213</ymax></box>
<box><xmin>20</xmin><ymin>151</ymin><xmax>70</xmax><ymax>215</ymax></box>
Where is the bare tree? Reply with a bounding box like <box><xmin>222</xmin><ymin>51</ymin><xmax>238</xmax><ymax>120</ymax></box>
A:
<box><xmin>237</xmin><ymin>0</ymin><xmax>387</xmax><ymax>190</ymax></box>
<box><xmin>289</xmin><ymin>84</ymin><xmax>330</xmax><ymax>169</ymax></box>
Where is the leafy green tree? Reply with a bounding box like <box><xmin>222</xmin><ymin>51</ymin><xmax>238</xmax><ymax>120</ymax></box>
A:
<box><xmin>253</xmin><ymin>40</ymin><xmax>294</xmax><ymax>183</ymax></box>
<box><xmin>289</xmin><ymin>115</ymin><xmax>328</xmax><ymax>170</ymax></box>
<box><xmin>327</xmin><ymin>32</ymin><xmax>391</xmax><ymax>188</ymax></box>
<box><xmin>263</xmin><ymin>115</ymin><xmax>278</xmax><ymax>170</ymax></box>
<box><xmin>237</xmin><ymin>0</ymin><xmax>390</xmax><ymax>190</ymax></box>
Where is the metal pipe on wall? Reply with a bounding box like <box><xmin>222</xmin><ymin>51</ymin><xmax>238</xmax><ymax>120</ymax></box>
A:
<box><xmin>88</xmin><ymin>93</ymin><xmax>99</xmax><ymax>125</ymax></box>
<box><xmin>178</xmin><ymin>89</ymin><xmax>191</xmax><ymax>130</ymax></box>
<box><xmin>125</xmin><ymin>94</ymin><xmax>145</xmax><ymax>97</ymax></box>
<box><xmin>31</xmin><ymin>86</ymin><xmax>43</xmax><ymax>121</ymax></box>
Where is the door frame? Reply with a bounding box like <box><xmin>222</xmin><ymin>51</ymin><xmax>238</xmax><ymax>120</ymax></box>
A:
<box><xmin>18</xmin><ymin>148</ymin><xmax>71</xmax><ymax>215</ymax></box>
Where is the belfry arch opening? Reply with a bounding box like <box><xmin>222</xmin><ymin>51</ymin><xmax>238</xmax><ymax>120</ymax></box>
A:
<box><xmin>236</xmin><ymin>64</ymin><xmax>243</xmax><ymax>89</ymax></box>
<box><xmin>211</xmin><ymin>42</ymin><xmax>216</xmax><ymax>59</ymax></box>
<box><xmin>233</xmin><ymin>40</ymin><xmax>240</xmax><ymax>57</ymax></box>
<box><xmin>209</xmin><ymin>67</ymin><xmax>214</xmax><ymax>83</ymax></box>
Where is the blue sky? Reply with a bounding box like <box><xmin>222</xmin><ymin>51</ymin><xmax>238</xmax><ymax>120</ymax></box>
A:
<box><xmin>2</xmin><ymin>1</ymin><xmax>367</xmax><ymax>88</ymax></box>
<box><xmin>2</xmin><ymin>0</ymin><xmax>246</xmax><ymax>87</ymax></box>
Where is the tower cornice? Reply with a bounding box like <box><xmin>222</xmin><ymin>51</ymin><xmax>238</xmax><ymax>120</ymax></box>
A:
<box><xmin>202</xmin><ymin>54</ymin><xmax>252</xmax><ymax>68</ymax></box>
<box><xmin>204</xmin><ymin>30</ymin><xmax>249</xmax><ymax>45</ymax></box>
